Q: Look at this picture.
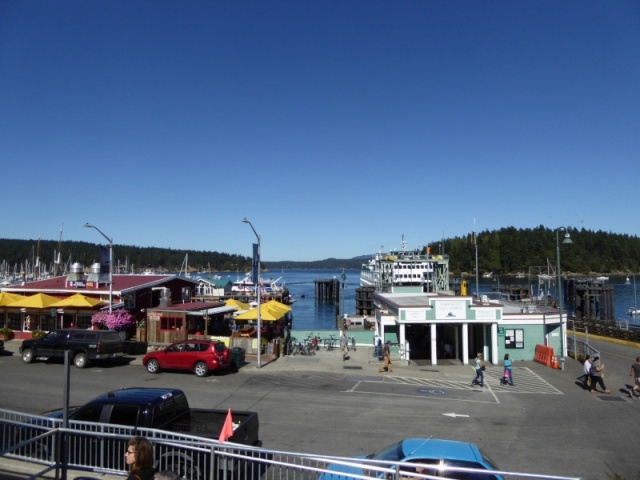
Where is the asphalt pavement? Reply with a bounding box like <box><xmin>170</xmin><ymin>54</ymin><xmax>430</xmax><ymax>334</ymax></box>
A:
<box><xmin>2</xmin><ymin>336</ymin><xmax>640</xmax><ymax>480</ymax></box>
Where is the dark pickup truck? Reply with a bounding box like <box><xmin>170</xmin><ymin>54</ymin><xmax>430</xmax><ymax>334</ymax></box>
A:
<box><xmin>19</xmin><ymin>328</ymin><xmax>123</xmax><ymax>368</ymax></box>
<box><xmin>54</xmin><ymin>387</ymin><xmax>260</xmax><ymax>446</ymax></box>
<box><xmin>44</xmin><ymin>387</ymin><xmax>264</xmax><ymax>478</ymax></box>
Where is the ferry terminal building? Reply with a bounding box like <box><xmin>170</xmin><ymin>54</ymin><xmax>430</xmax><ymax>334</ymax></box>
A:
<box><xmin>373</xmin><ymin>290</ymin><xmax>565</xmax><ymax>367</ymax></box>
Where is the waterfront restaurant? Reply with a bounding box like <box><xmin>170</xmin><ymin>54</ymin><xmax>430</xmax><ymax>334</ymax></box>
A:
<box><xmin>144</xmin><ymin>301</ymin><xmax>237</xmax><ymax>344</ymax></box>
<box><xmin>373</xmin><ymin>291</ymin><xmax>564</xmax><ymax>366</ymax></box>
<box><xmin>0</xmin><ymin>263</ymin><xmax>199</xmax><ymax>339</ymax></box>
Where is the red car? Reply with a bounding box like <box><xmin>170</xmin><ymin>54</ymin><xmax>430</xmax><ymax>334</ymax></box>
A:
<box><xmin>143</xmin><ymin>339</ymin><xmax>232</xmax><ymax>377</ymax></box>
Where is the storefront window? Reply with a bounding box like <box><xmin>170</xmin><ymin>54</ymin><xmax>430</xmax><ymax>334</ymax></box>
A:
<box><xmin>7</xmin><ymin>313</ymin><xmax>22</xmax><ymax>331</ymax></box>
<box><xmin>123</xmin><ymin>293</ymin><xmax>135</xmax><ymax>309</ymax></box>
<box><xmin>76</xmin><ymin>314</ymin><xmax>93</xmax><ymax>329</ymax></box>
<box><xmin>160</xmin><ymin>317</ymin><xmax>182</xmax><ymax>331</ymax></box>
<box><xmin>41</xmin><ymin>314</ymin><xmax>55</xmax><ymax>332</ymax></box>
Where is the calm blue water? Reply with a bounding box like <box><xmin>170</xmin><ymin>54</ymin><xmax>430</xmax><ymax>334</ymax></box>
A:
<box><xmin>213</xmin><ymin>270</ymin><xmax>640</xmax><ymax>330</ymax></box>
<box><xmin>213</xmin><ymin>269</ymin><xmax>360</xmax><ymax>331</ymax></box>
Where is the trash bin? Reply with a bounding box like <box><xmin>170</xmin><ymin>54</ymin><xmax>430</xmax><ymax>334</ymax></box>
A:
<box><xmin>231</xmin><ymin>347</ymin><xmax>245</xmax><ymax>369</ymax></box>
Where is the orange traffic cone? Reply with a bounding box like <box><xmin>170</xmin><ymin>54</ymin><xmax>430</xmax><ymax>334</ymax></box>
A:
<box><xmin>551</xmin><ymin>355</ymin><xmax>559</xmax><ymax>369</ymax></box>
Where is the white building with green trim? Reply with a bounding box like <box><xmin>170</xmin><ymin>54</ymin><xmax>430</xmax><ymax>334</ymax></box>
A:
<box><xmin>373</xmin><ymin>291</ymin><xmax>565</xmax><ymax>366</ymax></box>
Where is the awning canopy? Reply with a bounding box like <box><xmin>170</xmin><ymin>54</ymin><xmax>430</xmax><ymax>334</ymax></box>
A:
<box><xmin>49</xmin><ymin>293</ymin><xmax>105</xmax><ymax>309</ymax></box>
<box><xmin>6</xmin><ymin>293</ymin><xmax>61</xmax><ymax>309</ymax></box>
<box><xmin>188</xmin><ymin>306</ymin><xmax>237</xmax><ymax>317</ymax></box>
<box><xmin>225</xmin><ymin>299</ymin><xmax>251</xmax><ymax>311</ymax></box>
<box><xmin>262</xmin><ymin>299</ymin><xmax>292</xmax><ymax>316</ymax></box>
<box><xmin>234</xmin><ymin>308</ymin><xmax>281</xmax><ymax>322</ymax></box>
<box><xmin>0</xmin><ymin>292</ymin><xmax>22</xmax><ymax>307</ymax></box>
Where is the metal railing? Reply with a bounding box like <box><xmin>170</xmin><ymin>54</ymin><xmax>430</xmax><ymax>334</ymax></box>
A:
<box><xmin>0</xmin><ymin>409</ymin><xmax>580</xmax><ymax>480</ymax></box>
<box><xmin>566</xmin><ymin>335</ymin><xmax>599</xmax><ymax>361</ymax></box>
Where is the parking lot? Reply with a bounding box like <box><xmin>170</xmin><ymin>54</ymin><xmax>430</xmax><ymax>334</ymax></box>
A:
<box><xmin>1</xmin><ymin>336</ymin><xmax>639</xmax><ymax>479</ymax></box>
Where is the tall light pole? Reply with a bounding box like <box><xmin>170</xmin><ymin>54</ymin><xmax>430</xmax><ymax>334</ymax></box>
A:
<box><xmin>556</xmin><ymin>227</ymin><xmax>572</xmax><ymax>360</ymax></box>
<box><xmin>84</xmin><ymin>223</ymin><xmax>113</xmax><ymax>313</ymax></box>
<box><xmin>242</xmin><ymin>218</ymin><xmax>261</xmax><ymax>368</ymax></box>
<box><xmin>474</xmin><ymin>219</ymin><xmax>480</xmax><ymax>300</ymax></box>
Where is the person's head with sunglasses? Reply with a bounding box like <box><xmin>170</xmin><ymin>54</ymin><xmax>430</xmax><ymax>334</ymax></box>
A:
<box><xmin>125</xmin><ymin>436</ymin><xmax>155</xmax><ymax>480</ymax></box>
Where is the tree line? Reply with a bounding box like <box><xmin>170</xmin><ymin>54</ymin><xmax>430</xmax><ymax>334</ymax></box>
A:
<box><xmin>0</xmin><ymin>239</ymin><xmax>252</xmax><ymax>274</ymax></box>
<box><xmin>439</xmin><ymin>226</ymin><xmax>640</xmax><ymax>275</ymax></box>
<box><xmin>1</xmin><ymin>226</ymin><xmax>639</xmax><ymax>276</ymax></box>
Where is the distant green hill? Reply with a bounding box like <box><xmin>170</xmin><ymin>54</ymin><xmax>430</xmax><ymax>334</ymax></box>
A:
<box><xmin>2</xmin><ymin>226</ymin><xmax>639</xmax><ymax>275</ymax></box>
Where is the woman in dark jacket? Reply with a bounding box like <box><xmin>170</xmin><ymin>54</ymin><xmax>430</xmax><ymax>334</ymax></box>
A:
<box><xmin>125</xmin><ymin>436</ymin><xmax>155</xmax><ymax>480</ymax></box>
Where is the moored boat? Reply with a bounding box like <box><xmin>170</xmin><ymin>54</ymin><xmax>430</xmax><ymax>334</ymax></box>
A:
<box><xmin>359</xmin><ymin>237</ymin><xmax>450</xmax><ymax>293</ymax></box>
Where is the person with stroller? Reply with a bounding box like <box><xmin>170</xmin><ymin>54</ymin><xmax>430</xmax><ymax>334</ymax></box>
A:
<box><xmin>501</xmin><ymin>353</ymin><xmax>514</xmax><ymax>385</ymax></box>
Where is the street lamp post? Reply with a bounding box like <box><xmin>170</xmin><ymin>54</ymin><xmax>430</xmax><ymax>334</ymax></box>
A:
<box><xmin>84</xmin><ymin>223</ymin><xmax>113</xmax><ymax>314</ymax></box>
<box><xmin>556</xmin><ymin>227</ymin><xmax>572</xmax><ymax>361</ymax></box>
<box><xmin>242</xmin><ymin>218</ymin><xmax>262</xmax><ymax>368</ymax></box>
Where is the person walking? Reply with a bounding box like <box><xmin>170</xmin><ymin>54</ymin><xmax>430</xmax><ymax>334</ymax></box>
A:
<box><xmin>629</xmin><ymin>356</ymin><xmax>640</xmax><ymax>398</ymax></box>
<box><xmin>581</xmin><ymin>355</ymin><xmax>592</xmax><ymax>390</ymax></box>
<box><xmin>589</xmin><ymin>356</ymin><xmax>611</xmax><ymax>394</ymax></box>
<box><xmin>125</xmin><ymin>436</ymin><xmax>155</xmax><ymax>480</ymax></box>
<box><xmin>501</xmin><ymin>353</ymin><xmax>514</xmax><ymax>385</ymax></box>
<box><xmin>378</xmin><ymin>341</ymin><xmax>393</xmax><ymax>372</ymax></box>
<box><xmin>472</xmin><ymin>352</ymin><xmax>484</xmax><ymax>387</ymax></box>
<box><xmin>340</xmin><ymin>329</ymin><xmax>348</xmax><ymax>359</ymax></box>
<box><xmin>373</xmin><ymin>333</ymin><xmax>382</xmax><ymax>359</ymax></box>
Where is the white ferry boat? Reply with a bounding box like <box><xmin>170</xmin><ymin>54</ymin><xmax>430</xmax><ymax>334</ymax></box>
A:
<box><xmin>360</xmin><ymin>239</ymin><xmax>450</xmax><ymax>293</ymax></box>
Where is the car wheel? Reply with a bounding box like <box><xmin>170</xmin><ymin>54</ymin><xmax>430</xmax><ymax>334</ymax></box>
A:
<box><xmin>73</xmin><ymin>353</ymin><xmax>88</xmax><ymax>368</ymax></box>
<box><xmin>22</xmin><ymin>348</ymin><xmax>34</xmax><ymax>364</ymax></box>
<box><xmin>146</xmin><ymin>359</ymin><xmax>160</xmax><ymax>374</ymax></box>
<box><xmin>194</xmin><ymin>361</ymin><xmax>209</xmax><ymax>377</ymax></box>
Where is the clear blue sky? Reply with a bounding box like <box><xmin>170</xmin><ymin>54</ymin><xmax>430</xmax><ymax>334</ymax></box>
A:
<box><xmin>2</xmin><ymin>1</ymin><xmax>639</xmax><ymax>262</ymax></box>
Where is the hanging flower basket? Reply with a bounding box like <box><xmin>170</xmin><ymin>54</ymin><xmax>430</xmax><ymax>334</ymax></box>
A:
<box><xmin>91</xmin><ymin>310</ymin><xmax>134</xmax><ymax>332</ymax></box>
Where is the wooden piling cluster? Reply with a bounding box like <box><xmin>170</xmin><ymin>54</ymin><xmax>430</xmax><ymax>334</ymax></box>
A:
<box><xmin>356</xmin><ymin>286</ymin><xmax>375</xmax><ymax>316</ymax></box>
<box><xmin>567</xmin><ymin>279</ymin><xmax>615</xmax><ymax>322</ymax></box>
<box><xmin>314</xmin><ymin>278</ymin><xmax>340</xmax><ymax>300</ymax></box>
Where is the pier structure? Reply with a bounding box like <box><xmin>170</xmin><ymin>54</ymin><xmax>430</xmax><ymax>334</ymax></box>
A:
<box><xmin>567</xmin><ymin>279</ymin><xmax>615</xmax><ymax>322</ymax></box>
<box><xmin>314</xmin><ymin>278</ymin><xmax>345</xmax><ymax>328</ymax></box>
<box><xmin>355</xmin><ymin>286</ymin><xmax>375</xmax><ymax>316</ymax></box>
<box><xmin>314</xmin><ymin>278</ymin><xmax>340</xmax><ymax>300</ymax></box>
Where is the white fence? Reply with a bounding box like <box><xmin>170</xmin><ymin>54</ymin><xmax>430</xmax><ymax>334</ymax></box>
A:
<box><xmin>0</xmin><ymin>409</ymin><xmax>580</xmax><ymax>480</ymax></box>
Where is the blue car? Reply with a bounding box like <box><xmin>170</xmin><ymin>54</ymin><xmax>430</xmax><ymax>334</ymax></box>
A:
<box><xmin>319</xmin><ymin>438</ymin><xmax>503</xmax><ymax>479</ymax></box>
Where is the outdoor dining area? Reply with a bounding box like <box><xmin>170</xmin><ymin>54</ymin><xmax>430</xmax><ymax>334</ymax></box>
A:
<box><xmin>225</xmin><ymin>298</ymin><xmax>292</xmax><ymax>357</ymax></box>
<box><xmin>0</xmin><ymin>291</ymin><xmax>106</xmax><ymax>338</ymax></box>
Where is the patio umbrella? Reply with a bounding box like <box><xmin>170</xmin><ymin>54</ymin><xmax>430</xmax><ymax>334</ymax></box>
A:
<box><xmin>6</xmin><ymin>293</ymin><xmax>61</xmax><ymax>309</ymax></box>
<box><xmin>225</xmin><ymin>299</ymin><xmax>251</xmax><ymax>311</ymax></box>
<box><xmin>0</xmin><ymin>292</ymin><xmax>22</xmax><ymax>307</ymax></box>
<box><xmin>234</xmin><ymin>308</ymin><xmax>281</xmax><ymax>322</ymax></box>
<box><xmin>262</xmin><ymin>299</ymin><xmax>292</xmax><ymax>316</ymax></box>
<box><xmin>49</xmin><ymin>293</ymin><xmax>105</xmax><ymax>309</ymax></box>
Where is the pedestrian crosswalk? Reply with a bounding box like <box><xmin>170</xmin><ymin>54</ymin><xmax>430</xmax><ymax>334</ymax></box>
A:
<box><xmin>245</xmin><ymin>367</ymin><xmax>563</xmax><ymax>396</ymax></box>
<box><xmin>383</xmin><ymin>367</ymin><xmax>563</xmax><ymax>395</ymax></box>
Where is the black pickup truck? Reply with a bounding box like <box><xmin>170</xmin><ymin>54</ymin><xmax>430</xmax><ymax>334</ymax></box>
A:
<box><xmin>19</xmin><ymin>328</ymin><xmax>123</xmax><ymax>368</ymax></box>
<box><xmin>43</xmin><ymin>387</ymin><xmax>265</xmax><ymax>479</ymax></box>
<box><xmin>54</xmin><ymin>387</ymin><xmax>260</xmax><ymax>446</ymax></box>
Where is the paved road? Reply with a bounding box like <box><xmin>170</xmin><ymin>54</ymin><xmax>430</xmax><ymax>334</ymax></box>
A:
<box><xmin>1</xmin><ymin>336</ymin><xmax>639</xmax><ymax>480</ymax></box>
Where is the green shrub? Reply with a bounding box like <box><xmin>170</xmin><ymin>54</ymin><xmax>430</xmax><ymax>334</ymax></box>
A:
<box><xmin>0</xmin><ymin>327</ymin><xmax>14</xmax><ymax>339</ymax></box>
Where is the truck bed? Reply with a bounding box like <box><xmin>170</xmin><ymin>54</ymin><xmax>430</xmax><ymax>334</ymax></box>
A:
<box><xmin>170</xmin><ymin>408</ymin><xmax>260</xmax><ymax>446</ymax></box>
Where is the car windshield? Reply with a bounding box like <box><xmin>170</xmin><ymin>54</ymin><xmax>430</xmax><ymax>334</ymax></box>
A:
<box><xmin>370</xmin><ymin>440</ymin><xmax>404</xmax><ymax>461</ymax></box>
